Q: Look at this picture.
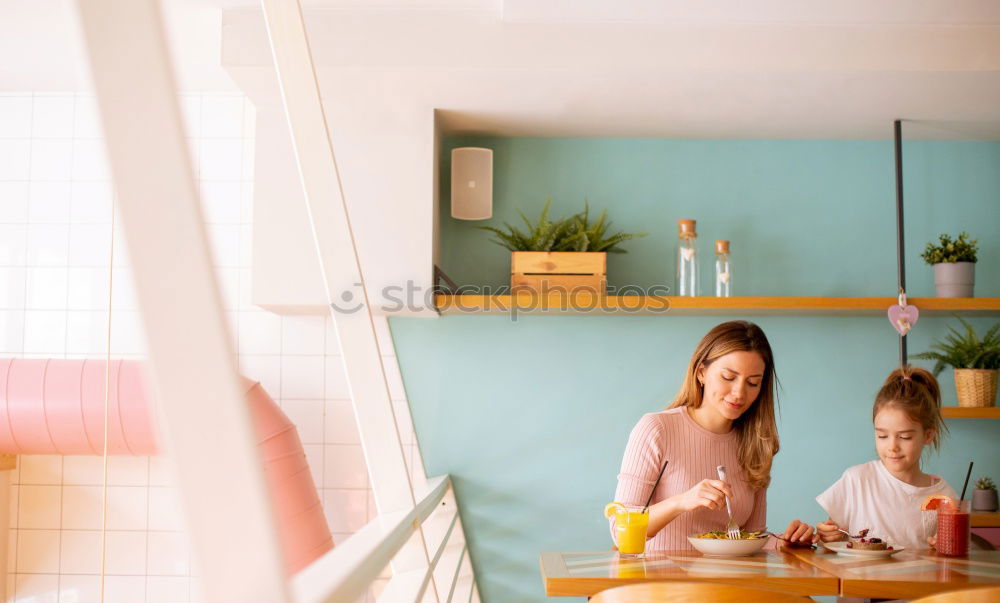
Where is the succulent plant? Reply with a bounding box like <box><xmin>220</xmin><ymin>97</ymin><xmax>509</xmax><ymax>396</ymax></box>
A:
<box><xmin>911</xmin><ymin>316</ymin><xmax>1000</xmax><ymax>374</ymax></box>
<box><xmin>479</xmin><ymin>199</ymin><xmax>647</xmax><ymax>253</ymax></box>
<box><xmin>921</xmin><ymin>232</ymin><xmax>979</xmax><ymax>265</ymax></box>
<box><xmin>976</xmin><ymin>476</ymin><xmax>996</xmax><ymax>491</ymax></box>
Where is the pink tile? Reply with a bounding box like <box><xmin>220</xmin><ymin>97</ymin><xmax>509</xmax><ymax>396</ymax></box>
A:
<box><xmin>282</xmin><ymin>399</ymin><xmax>324</xmax><ymax>445</ymax></box>
<box><xmin>17</xmin><ymin>486</ymin><xmax>61</xmax><ymax>530</ymax></box>
<box><xmin>0</xmin><ymin>224</ymin><xmax>28</xmax><ymax>265</ymax></box>
<box><xmin>30</xmin><ymin>96</ymin><xmax>74</xmax><ymax>138</ymax></box>
<box><xmin>0</xmin><ymin>96</ymin><xmax>32</xmax><ymax>138</ymax></box>
<box><xmin>105</xmin><ymin>486</ymin><xmax>148</xmax><ymax>531</ymax></box>
<box><xmin>281</xmin><ymin>316</ymin><xmax>325</xmax><ymax>355</ymax></box>
<box><xmin>25</xmin><ymin>267</ymin><xmax>68</xmax><ymax>311</ymax></box>
<box><xmin>8</xmin><ymin>530</ymin><xmax>17</xmax><ymax>572</ymax></box>
<box><xmin>147</xmin><ymin>487</ymin><xmax>185</xmax><ymax>532</ymax></box>
<box><xmin>103</xmin><ymin>575</ymin><xmax>146</xmax><ymax>603</ymax></box>
<box><xmin>236</xmin><ymin>311</ymin><xmax>281</xmax><ymax>356</ymax></box>
<box><xmin>14</xmin><ymin>573</ymin><xmax>59</xmax><ymax>602</ymax></box>
<box><xmin>104</xmin><ymin>531</ymin><xmax>147</xmax><ymax>575</ymax></box>
<box><xmin>59</xmin><ymin>530</ymin><xmax>102</xmax><ymax>574</ymax></box>
<box><xmin>146</xmin><ymin>576</ymin><xmax>190</xmax><ymax>603</ymax></box>
<box><xmin>148</xmin><ymin>455</ymin><xmax>176</xmax><ymax>487</ymax></box>
<box><xmin>71</xmin><ymin>139</ymin><xmax>110</xmax><ymax>181</ymax></box>
<box><xmin>25</xmin><ymin>224</ymin><xmax>69</xmax><ymax>266</ymax></box>
<box><xmin>18</xmin><ymin>456</ymin><xmax>62</xmax><ymax>486</ymax></box>
<box><xmin>0</xmin><ymin>182</ymin><xmax>29</xmax><ymax>223</ymax></box>
<box><xmin>281</xmin><ymin>356</ymin><xmax>325</xmax><ymax>400</ymax></box>
<box><xmin>29</xmin><ymin>140</ymin><xmax>73</xmax><ymax>181</ymax></box>
<box><xmin>22</xmin><ymin>311</ymin><xmax>66</xmax><ymax>354</ymax></box>
<box><xmin>106</xmin><ymin>456</ymin><xmax>149</xmax><ymax>487</ymax></box>
<box><xmin>72</xmin><ymin>96</ymin><xmax>102</xmax><ymax>139</ymax></box>
<box><xmin>27</xmin><ymin>182</ymin><xmax>71</xmax><ymax>223</ymax></box>
<box><xmin>0</xmin><ymin>140</ymin><xmax>31</xmax><ymax>180</ymax></box>
<box><xmin>61</xmin><ymin>485</ymin><xmax>103</xmax><ymax>530</ymax></box>
<box><xmin>62</xmin><ymin>456</ymin><xmax>104</xmax><ymax>486</ymax></box>
<box><xmin>58</xmin><ymin>574</ymin><xmax>102</xmax><ymax>602</ymax></box>
<box><xmin>323</xmin><ymin>445</ymin><xmax>368</xmax><ymax>489</ymax></box>
<box><xmin>16</xmin><ymin>529</ymin><xmax>60</xmax><ymax>573</ymax></box>
<box><xmin>146</xmin><ymin>531</ymin><xmax>190</xmax><ymax>576</ymax></box>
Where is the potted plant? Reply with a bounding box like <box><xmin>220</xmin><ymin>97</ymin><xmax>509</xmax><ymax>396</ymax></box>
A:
<box><xmin>912</xmin><ymin>316</ymin><xmax>1000</xmax><ymax>407</ymax></box>
<box><xmin>973</xmin><ymin>477</ymin><xmax>999</xmax><ymax>512</ymax></box>
<box><xmin>481</xmin><ymin>200</ymin><xmax>646</xmax><ymax>294</ymax></box>
<box><xmin>921</xmin><ymin>232</ymin><xmax>979</xmax><ymax>298</ymax></box>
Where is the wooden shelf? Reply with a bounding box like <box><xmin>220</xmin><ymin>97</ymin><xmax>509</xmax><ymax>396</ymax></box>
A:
<box><xmin>434</xmin><ymin>295</ymin><xmax>1000</xmax><ymax>316</ymax></box>
<box><xmin>972</xmin><ymin>512</ymin><xmax>1000</xmax><ymax>528</ymax></box>
<box><xmin>941</xmin><ymin>407</ymin><xmax>1000</xmax><ymax>420</ymax></box>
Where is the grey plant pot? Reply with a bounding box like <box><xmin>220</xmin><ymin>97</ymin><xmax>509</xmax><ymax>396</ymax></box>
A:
<box><xmin>972</xmin><ymin>488</ymin><xmax>999</xmax><ymax>512</ymax></box>
<box><xmin>933</xmin><ymin>262</ymin><xmax>975</xmax><ymax>298</ymax></box>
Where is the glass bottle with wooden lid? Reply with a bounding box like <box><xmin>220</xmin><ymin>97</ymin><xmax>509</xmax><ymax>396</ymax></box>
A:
<box><xmin>676</xmin><ymin>220</ymin><xmax>698</xmax><ymax>297</ymax></box>
<box><xmin>715</xmin><ymin>240</ymin><xmax>732</xmax><ymax>297</ymax></box>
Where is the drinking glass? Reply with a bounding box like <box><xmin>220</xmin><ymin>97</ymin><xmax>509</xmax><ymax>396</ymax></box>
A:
<box><xmin>937</xmin><ymin>500</ymin><xmax>970</xmax><ymax>556</ymax></box>
<box><xmin>614</xmin><ymin>505</ymin><xmax>650</xmax><ymax>558</ymax></box>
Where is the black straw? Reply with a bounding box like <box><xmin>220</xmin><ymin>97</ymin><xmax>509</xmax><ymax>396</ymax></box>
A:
<box><xmin>643</xmin><ymin>460</ymin><xmax>669</xmax><ymax>511</ymax></box>
<box><xmin>960</xmin><ymin>461</ymin><xmax>974</xmax><ymax>501</ymax></box>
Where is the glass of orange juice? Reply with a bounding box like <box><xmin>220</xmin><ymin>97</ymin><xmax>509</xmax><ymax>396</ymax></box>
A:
<box><xmin>614</xmin><ymin>505</ymin><xmax>649</xmax><ymax>558</ymax></box>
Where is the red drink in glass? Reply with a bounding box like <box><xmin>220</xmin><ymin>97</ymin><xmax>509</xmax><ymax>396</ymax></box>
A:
<box><xmin>936</xmin><ymin>500</ymin><xmax>970</xmax><ymax>556</ymax></box>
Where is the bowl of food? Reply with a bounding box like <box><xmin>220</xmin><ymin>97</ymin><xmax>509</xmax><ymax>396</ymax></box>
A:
<box><xmin>688</xmin><ymin>530</ymin><xmax>768</xmax><ymax>556</ymax></box>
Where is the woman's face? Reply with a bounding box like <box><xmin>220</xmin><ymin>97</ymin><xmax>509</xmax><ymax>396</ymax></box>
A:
<box><xmin>697</xmin><ymin>351</ymin><xmax>766</xmax><ymax>421</ymax></box>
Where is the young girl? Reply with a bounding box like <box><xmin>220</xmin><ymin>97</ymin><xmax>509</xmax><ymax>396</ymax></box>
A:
<box><xmin>816</xmin><ymin>366</ymin><xmax>957</xmax><ymax>550</ymax></box>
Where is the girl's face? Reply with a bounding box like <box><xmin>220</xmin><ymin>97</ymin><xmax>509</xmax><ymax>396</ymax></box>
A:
<box><xmin>697</xmin><ymin>351</ymin><xmax>765</xmax><ymax>422</ymax></box>
<box><xmin>874</xmin><ymin>405</ymin><xmax>935</xmax><ymax>474</ymax></box>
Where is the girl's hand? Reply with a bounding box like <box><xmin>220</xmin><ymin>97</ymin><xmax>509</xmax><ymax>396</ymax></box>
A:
<box><xmin>676</xmin><ymin>479</ymin><xmax>734</xmax><ymax>513</ymax></box>
<box><xmin>928</xmin><ymin>535</ymin><xmax>937</xmax><ymax>549</ymax></box>
<box><xmin>777</xmin><ymin>520</ymin><xmax>818</xmax><ymax>549</ymax></box>
<box><xmin>816</xmin><ymin>519</ymin><xmax>845</xmax><ymax>543</ymax></box>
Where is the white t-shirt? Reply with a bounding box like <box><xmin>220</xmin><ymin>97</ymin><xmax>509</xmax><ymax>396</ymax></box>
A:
<box><xmin>816</xmin><ymin>460</ymin><xmax>958</xmax><ymax>550</ymax></box>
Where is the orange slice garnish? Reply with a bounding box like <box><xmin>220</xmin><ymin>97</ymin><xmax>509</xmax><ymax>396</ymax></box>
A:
<box><xmin>920</xmin><ymin>494</ymin><xmax>954</xmax><ymax>511</ymax></box>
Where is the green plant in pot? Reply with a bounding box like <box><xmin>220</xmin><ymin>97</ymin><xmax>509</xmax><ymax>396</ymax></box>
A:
<box><xmin>921</xmin><ymin>232</ymin><xmax>978</xmax><ymax>298</ymax></box>
<box><xmin>911</xmin><ymin>316</ymin><xmax>1000</xmax><ymax>408</ymax></box>
<box><xmin>973</xmin><ymin>477</ymin><xmax>998</xmax><ymax>512</ymax></box>
<box><xmin>480</xmin><ymin>200</ymin><xmax>647</xmax><ymax>294</ymax></box>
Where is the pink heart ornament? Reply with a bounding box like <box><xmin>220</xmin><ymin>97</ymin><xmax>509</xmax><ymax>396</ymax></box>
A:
<box><xmin>888</xmin><ymin>304</ymin><xmax>919</xmax><ymax>336</ymax></box>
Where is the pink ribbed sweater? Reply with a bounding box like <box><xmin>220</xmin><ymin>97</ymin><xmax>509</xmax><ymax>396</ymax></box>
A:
<box><xmin>612</xmin><ymin>407</ymin><xmax>767</xmax><ymax>551</ymax></box>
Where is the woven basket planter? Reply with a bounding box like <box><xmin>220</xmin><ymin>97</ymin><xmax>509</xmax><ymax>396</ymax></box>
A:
<box><xmin>954</xmin><ymin>368</ymin><xmax>998</xmax><ymax>408</ymax></box>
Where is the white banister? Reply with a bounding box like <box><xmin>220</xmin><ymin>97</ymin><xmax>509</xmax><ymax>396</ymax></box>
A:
<box><xmin>292</xmin><ymin>475</ymin><xmax>450</xmax><ymax>603</ymax></box>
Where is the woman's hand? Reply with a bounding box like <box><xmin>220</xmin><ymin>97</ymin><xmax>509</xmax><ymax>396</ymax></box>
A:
<box><xmin>675</xmin><ymin>479</ymin><xmax>734</xmax><ymax>513</ymax></box>
<box><xmin>927</xmin><ymin>535</ymin><xmax>937</xmax><ymax>549</ymax></box>
<box><xmin>775</xmin><ymin>520</ymin><xmax>818</xmax><ymax>550</ymax></box>
<box><xmin>816</xmin><ymin>519</ymin><xmax>845</xmax><ymax>543</ymax></box>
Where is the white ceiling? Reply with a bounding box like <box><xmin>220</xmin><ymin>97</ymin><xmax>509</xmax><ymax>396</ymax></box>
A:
<box><xmin>4</xmin><ymin>0</ymin><xmax>1000</xmax><ymax>139</ymax></box>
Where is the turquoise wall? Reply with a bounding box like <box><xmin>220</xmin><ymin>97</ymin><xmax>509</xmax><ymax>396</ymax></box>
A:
<box><xmin>390</xmin><ymin>138</ymin><xmax>1000</xmax><ymax>602</ymax></box>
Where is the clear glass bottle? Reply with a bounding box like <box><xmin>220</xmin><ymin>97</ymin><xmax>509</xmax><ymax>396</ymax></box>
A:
<box><xmin>676</xmin><ymin>220</ymin><xmax>698</xmax><ymax>297</ymax></box>
<box><xmin>715</xmin><ymin>240</ymin><xmax>732</xmax><ymax>297</ymax></box>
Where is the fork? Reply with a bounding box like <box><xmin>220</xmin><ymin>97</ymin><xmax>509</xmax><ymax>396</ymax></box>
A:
<box><xmin>716</xmin><ymin>465</ymin><xmax>739</xmax><ymax>540</ymax></box>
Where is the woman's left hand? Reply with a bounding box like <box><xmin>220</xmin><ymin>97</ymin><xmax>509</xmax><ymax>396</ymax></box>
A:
<box><xmin>776</xmin><ymin>520</ymin><xmax>818</xmax><ymax>549</ymax></box>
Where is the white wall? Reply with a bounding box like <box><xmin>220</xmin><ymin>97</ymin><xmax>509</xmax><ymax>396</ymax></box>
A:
<box><xmin>0</xmin><ymin>91</ymin><xmax>420</xmax><ymax>602</ymax></box>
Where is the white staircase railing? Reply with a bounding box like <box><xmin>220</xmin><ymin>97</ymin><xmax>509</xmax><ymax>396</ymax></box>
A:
<box><xmin>74</xmin><ymin>0</ymin><xmax>479</xmax><ymax>600</ymax></box>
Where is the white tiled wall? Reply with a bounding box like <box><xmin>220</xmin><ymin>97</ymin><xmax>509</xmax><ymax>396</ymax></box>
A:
<box><xmin>0</xmin><ymin>93</ymin><xmax>420</xmax><ymax>602</ymax></box>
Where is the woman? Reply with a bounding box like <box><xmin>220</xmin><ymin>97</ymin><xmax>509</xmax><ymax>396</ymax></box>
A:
<box><xmin>612</xmin><ymin>320</ymin><xmax>815</xmax><ymax>550</ymax></box>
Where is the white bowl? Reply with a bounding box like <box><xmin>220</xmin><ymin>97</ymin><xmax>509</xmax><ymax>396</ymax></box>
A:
<box><xmin>687</xmin><ymin>535</ymin><xmax>768</xmax><ymax>556</ymax></box>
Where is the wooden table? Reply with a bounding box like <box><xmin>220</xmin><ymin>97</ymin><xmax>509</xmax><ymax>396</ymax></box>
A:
<box><xmin>539</xmin><ymin>551</ymin><xmax>839</xmax><ymax>598</ymax></box>
<box><xmin>788</xmin><ymin>548</ymin><xmax>1000</xmax><ymax>599</ymax></box>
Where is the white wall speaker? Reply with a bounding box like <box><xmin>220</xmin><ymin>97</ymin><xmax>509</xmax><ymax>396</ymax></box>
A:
<box><xmin>450</xmin><ymin>147</ymin><xmax>493</xmax><ymax>220</ymax></box>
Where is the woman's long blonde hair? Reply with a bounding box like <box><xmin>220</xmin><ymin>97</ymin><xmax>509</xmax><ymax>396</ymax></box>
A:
<box><xmin>668</xmin><ymin>321</ymin><xmax>780</xmax><ymax>490</ymax></box>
